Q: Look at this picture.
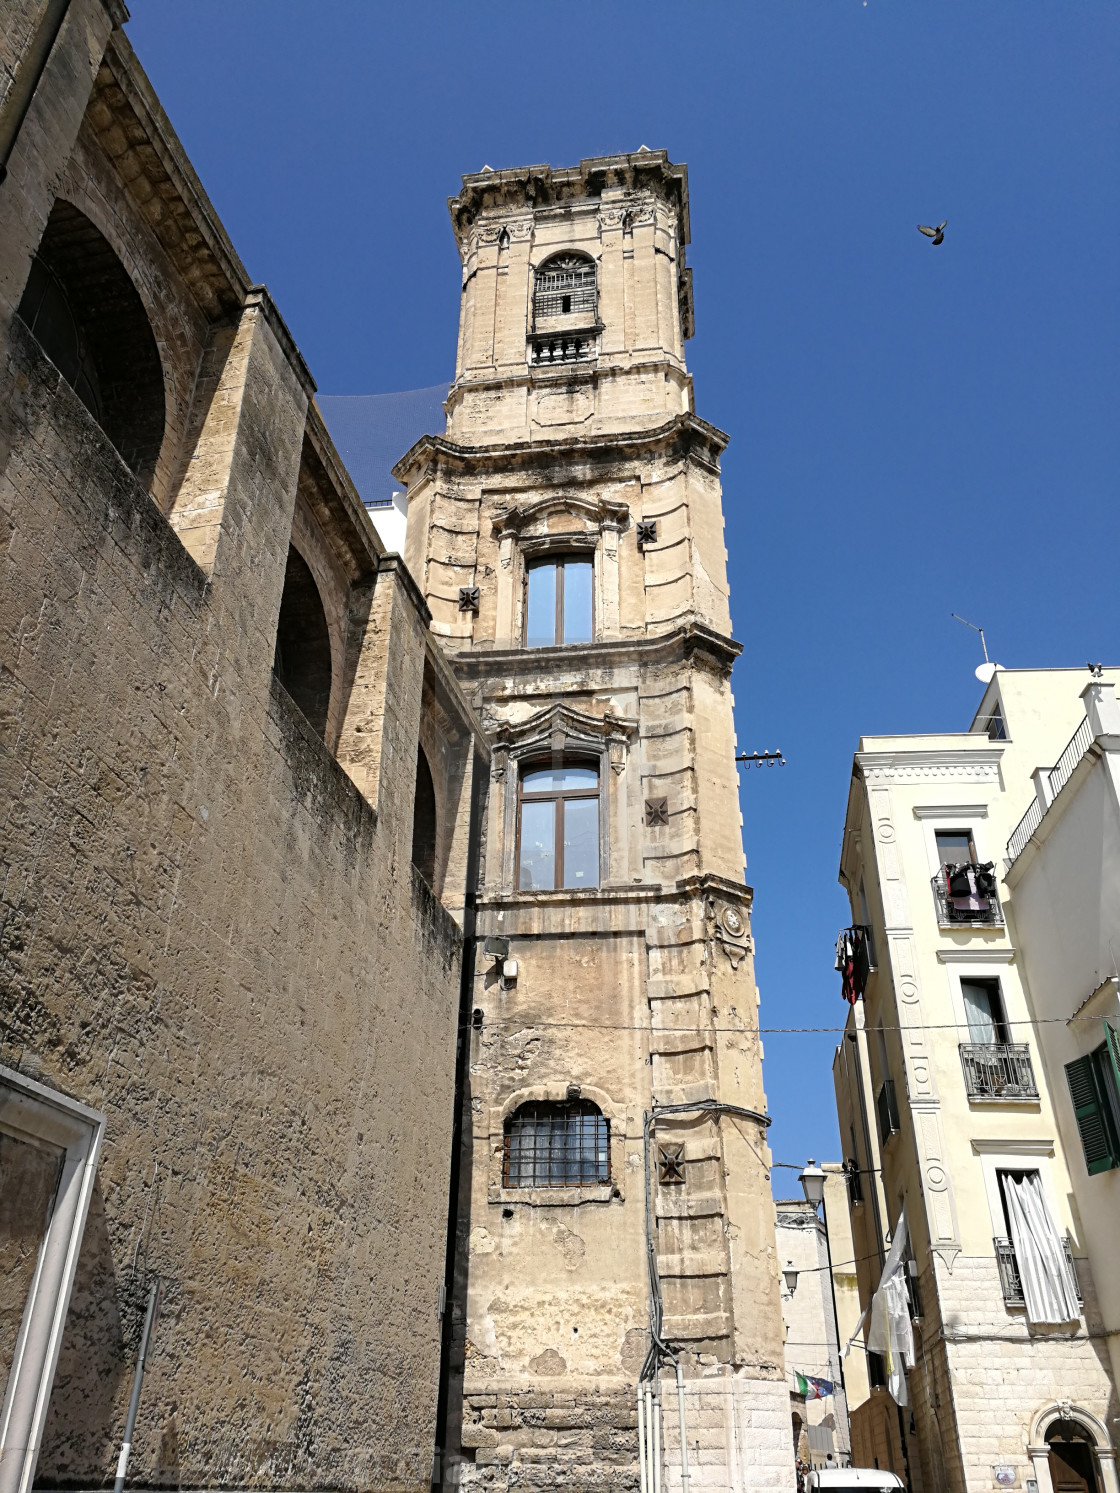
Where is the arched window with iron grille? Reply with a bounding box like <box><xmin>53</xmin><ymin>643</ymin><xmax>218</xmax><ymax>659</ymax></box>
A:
<box><xmin>532</xmin><ymin>253</ymin><xmax>597</xmax><ymax>323</ymax></box>
<box><xmin>502</xmin><ymin>1100</ymin><xmax>609</xmax><ymax>1188</ymax></box>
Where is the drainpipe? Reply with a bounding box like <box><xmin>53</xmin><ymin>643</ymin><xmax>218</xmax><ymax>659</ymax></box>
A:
<box><xmin>113</xmin><ymin>1279</ymin><xmax>161</xmax><ymax>1493</ymax></box>
<box><xmin>674</xmin><ymin>1357</ymin><xmax>691</xmax><ymax>1493</ymax></box>
<box><xmin>432</xmin><ymin>748</ymin><xmax>487</xmax><ymax>1491</ymax></box>
<box><xmin>0</xmin><ymin>0</ymin><xmax>72</xmax><ymax>186</ymax></box>
<box><xmin>637</xmin><ymin>1382</ymin><xmax>648</xmax><ymax>1493</ymax></box>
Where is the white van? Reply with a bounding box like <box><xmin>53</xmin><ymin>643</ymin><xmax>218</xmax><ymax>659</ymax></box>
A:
<box><xmin>804</xmin><ymin>1473</ymin><xmax>906</xmax><ymax>1491</ymax></box>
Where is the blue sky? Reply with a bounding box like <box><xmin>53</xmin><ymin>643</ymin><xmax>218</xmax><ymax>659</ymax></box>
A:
<box><xmin>125</xmin><ymin>3</ymin><xmax>1119</xmax><ymax>1185</ymax></box>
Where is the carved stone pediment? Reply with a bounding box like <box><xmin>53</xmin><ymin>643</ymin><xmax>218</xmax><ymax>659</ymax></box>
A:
<box><xmin>491</xmin><ymin>493</ymin><xmax>630</xmax><ymax>545</ymax></box>
<box><xmin>489</xmin><ymin>701</ymin><xmax>637</xmax><ymax>776</ymax></box>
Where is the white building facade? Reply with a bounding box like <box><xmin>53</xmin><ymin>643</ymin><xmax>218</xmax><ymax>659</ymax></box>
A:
<box><xmin>832</xmin><ymin>667</ymin><xmax>1119</xmax><ymax>1493</ymax></box>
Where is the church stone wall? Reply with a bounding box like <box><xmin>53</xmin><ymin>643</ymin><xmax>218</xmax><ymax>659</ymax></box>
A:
<box><xmin>1</xmin><ymin>11</ymin><xmax>486</xmax><ymax>1490</ymax></box>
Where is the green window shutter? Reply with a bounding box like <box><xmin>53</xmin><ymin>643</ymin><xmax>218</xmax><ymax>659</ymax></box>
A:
<box><xmin>1065</xmin><ymin>1054</ymin><xmax>1119</xmax><ymax>1175</ymax></box>
<box><xmin>1105</xmin><ymin>1018</ymin><xmax>1120</xmax><ymax>1089</ymax></box>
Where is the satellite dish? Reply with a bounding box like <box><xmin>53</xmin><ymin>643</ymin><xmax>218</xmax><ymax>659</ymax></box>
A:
<box><xmin>975</xmin><ymin>662</ymin><xmax>1000</xmax><ymax>685</ymax></box>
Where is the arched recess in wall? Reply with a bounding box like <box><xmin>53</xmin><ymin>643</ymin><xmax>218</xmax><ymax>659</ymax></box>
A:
<box><xmin>273</xmin><ymin>546</ymin><xmax>333</xmax><ymax>738</ymax></box>
<box><xmin>17</xmin><ymin>199</ymin><xmax>166</xmax><ymax>487</ymax></box>
<box><xmin>412</xmin><ymin>748</ymin><xmax>438</xmax><ymax>885</ymax></box>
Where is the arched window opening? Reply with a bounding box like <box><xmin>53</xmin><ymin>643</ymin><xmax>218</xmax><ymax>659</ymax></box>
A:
<box><xmin>533</xmin><ymin>253</ymin><xmax>596</xmax><ymax>322</ymax></box>
<box><xmin>17</xmin><ymin>200</ymin><xmax>165</xmax><ymax>485</ymax></box>
<box><xmin>502</xmin><ymin>1100</ymin><xmax>609</xmax><ymax>1188</ymax></box>
<box><xmin>524</xmin><ymin>556</ymin><xmax>592</xmax><ymax>647</ymax></box>
<box><xmin>412</xmin><ymin>748</ymin><xmax>438</xmax><ymax>885</ymax></box>
<box><xmin>1045</xmin><ymin>1419</ymin><xmax>1101</xmax><ymax>1493</ymax></box>
<box><xmin>517</xmin><ymin>758</ymin><xmax>598</xmax><ymax>891</ymax></box>
<box><xmin>273</xmin><ymin>546</ymin><xmax>332</xmax><ymax>739</ymax></box>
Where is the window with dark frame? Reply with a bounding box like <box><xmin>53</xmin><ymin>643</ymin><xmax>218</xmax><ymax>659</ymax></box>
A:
<box><xmin>502</xmin><ymin>1100</ymin><xmax>609</xmax><ymax>1188</ymax></box>
<box><xmin>935</xmin><ymin>829</ymin><xmax>976</xmax><ymax>866</ymax></box>
<box><xmin>517</xmin><ymin>760</ymin><xmax>599</xmax><ymax>891</ymax></box>
<box><xmin>960</xmin><ymin>978</ymin><xmax>1010</xmax><ymax>1045</ymax></box>
<box><xmin>533</xmin><ymin>254</ymin><xmax>597</xmax><ymax>321</ymax></box>
<box><xmin>524</xmin><ymin>557</ymin><xmax>593</xmax><ymax>647</ymax></box>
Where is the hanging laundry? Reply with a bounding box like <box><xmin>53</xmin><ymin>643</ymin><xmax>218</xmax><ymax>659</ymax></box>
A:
<box><xmin>867</xmin><ymin>1209</ymin><xmax>915</xmax><ymax>1406</ymax></box>
<box><xmin>835</xmin><ymin>925</ymin><xmax>871</xmax><ymax>1004</ymax></box>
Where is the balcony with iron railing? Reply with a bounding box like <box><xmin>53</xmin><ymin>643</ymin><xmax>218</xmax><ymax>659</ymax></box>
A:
<box><xmin>1007</xmin><ymin>715</ymin><xmax>1094</xmax><ymax>863</ymax></box>
<box><xmin>529</xmin><ymin>331</ymin><xmax>597</xmax><ymax>366</ymax></box>
<box><xmin>959</xmin><ymin>1042</ymin><xmax>1038</xmax><ymax>1101</ymax></box>
<box><xmin>994</xmin><ymin>1235</ymin><xmax>1081</xmax><ymax>1307</ymax></box>
<box><xmin>931</xmin><ymin>871</ymin><xmax>1004</xmax><ymax>927</ymax></box>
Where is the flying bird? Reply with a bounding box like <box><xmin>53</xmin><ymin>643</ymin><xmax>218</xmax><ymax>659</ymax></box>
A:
<box><xmin>918</xmin><ymin>221</ymin><xmax>947</xmax><ymax>245</ymax></box>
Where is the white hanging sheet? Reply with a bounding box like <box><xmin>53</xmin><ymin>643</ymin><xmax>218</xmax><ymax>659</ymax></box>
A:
<box><xmin>866</xmin><ymin>1209</ymin><xmax>915</xmax><ymax>1406</ymax></box>
<box><xmin>1004</xmin><ymin>1171</ymin><xmax>1080</xmax><ymax>1325</ymax></box>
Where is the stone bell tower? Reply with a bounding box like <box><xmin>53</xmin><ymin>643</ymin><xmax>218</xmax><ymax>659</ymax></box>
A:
<box><xmin>397</xmin><ymin>151</ymin><xmax>793</xmax><ymax>1493</ymax></box>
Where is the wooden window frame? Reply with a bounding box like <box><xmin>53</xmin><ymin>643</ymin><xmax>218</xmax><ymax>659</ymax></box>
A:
<box><xmin>522</xmin><ymin>556</ymin><xmax>594</xmax><ymax>648</ymax></box>
<box><xmin>516</xmin><ymin>758</ymin><xmax>600</xmax><ymax>891</ymax></box>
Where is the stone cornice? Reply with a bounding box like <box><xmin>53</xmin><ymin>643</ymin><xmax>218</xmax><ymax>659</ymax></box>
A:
<box><xmin>447</xmin><ymin>621</ymin><xmax>742</xmax><ymax>682</ymax></box>
<box><xmin>393</xmin><ymin>412</ymin><xmax>729</xmax><ymax>487</ymax></box>
<box><xmin>855</xmin><ymin>747</ymin><xmax>1003</xmax><ymax>783</ymax></box>
<box><xmin>448</xmin><ymin>149</ymin><xmax>690</xmax><ymax>251</ymax></box>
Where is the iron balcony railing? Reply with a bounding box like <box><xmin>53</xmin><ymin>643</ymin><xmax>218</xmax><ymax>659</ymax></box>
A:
<box><xmin>994</xmin><ymin>1235</ymin><xmax>1081</xmax><ymax>1307</ymax></box>
<box><xmin>931</xmin><ymin>872</ymin><xmax>1004</xmax><ymax>927</ymax></box>
<box><xmin>959</xmin><ymin>1042</ymin><xmax>1038</xmax><ymax>1100</ymax></box>
<box><xmin>1007</xmin><ymin>715</ymin><xmax>1095</xmax><ymax>862</ymax></box>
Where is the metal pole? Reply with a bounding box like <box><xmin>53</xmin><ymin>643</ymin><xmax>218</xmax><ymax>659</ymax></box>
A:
<box><xmin>637</xmin><ymin>1382</ymin><xmax>648</xmax><ymax>1493</ymax></box>
<box><xmin>652</xmin><ymin>1382</ymin><xmax>662</xmax><ymax>1493</ymax></box>
<box><xmin>674</xmin><ymin>1358</ymin><xmax>691</xmax><ymax>1493</ymax></box>
<box><xmin>113</xmin><ymin>1280</ymin><xmax>160</xmax><ymax>1493</ymax></box>
<box><xmin>818</xmin><ymin>1193</ymin><xmax>846</xmax><ymax>1398</ymax></box>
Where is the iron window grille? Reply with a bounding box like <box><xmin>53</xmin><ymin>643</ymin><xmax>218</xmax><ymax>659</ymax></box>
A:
<box><xmin>994</xmin><ymin>1235</ymin><xmax>1081</xmax><ymax>1307</ymax></box>
<box><xmin>502</xmin><ymin>1101</ymin><xmax>609</xmax><ymax>1188</ymax></box>
<box><xmin>876</xmin><ymin>1080</ymin><xmax>900</xmax><ymax>1142</ymax></box>
<box><xmin>533</xmin><ymin>254</ymin><xmax>597</xmax><ymax>320</ymax></box>
<box><xmin>959</xmin><ymin>1043</ymin><xmax>1038</xmax><ymax>1101</ymax></box>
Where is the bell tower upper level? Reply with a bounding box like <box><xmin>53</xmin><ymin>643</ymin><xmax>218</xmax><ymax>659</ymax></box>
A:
<box><xmin>445</xmin><ymin>149</ymin><xmax>696</xmax><ymax>445</ymax></box>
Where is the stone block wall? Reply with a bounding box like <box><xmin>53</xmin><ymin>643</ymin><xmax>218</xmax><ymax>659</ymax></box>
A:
<box><xmin>0</xmin><ymin>14</ymin><xmax>488</xmax><ymax>1490</ymax></box>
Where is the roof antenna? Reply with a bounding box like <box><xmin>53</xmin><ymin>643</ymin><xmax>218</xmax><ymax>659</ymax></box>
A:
<box><xmin>952</xmin><ymin>613</ymin><xmax>999</xmax><ymax>684</ymax></box>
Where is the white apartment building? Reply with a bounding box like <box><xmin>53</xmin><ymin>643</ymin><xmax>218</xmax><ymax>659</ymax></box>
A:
<box><xmin>832</xmin><ymin>666</ymin><xmax>1119</xmax><ymax>1493</ymax></box>
<box><xmin>1002</xmin><ymin>672</ymin><xmax>1120</xmax><ymax>1405</ymax></box>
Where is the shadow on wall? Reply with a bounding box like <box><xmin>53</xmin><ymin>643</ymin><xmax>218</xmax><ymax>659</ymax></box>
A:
<box><xmin>413</xmin><ymin>748</ymin><xmax>438</xmax><ymax>886</ymax></box>
<box><xmin>37</xmin><ymin>1180</ymin><xmax>133</xmax><ymax>1485</ymax></box>
<box><xmin>273</xmin><ymin>546</ymin><xmax>333</xmax><ymax>739</ymax></box>
<box><xmin>17</xmin><ymin>198</ymin><xmax>165</xmax><ymax>488</ymax></box>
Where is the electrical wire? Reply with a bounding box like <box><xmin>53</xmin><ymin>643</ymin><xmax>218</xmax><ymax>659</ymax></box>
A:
<box><xmin>467</xmin><ymin>1013</ymin><xmax>1104</xmax><ymax>1034</ymax></box>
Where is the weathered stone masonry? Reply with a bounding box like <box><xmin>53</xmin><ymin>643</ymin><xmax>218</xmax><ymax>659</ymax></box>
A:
<box><xmin>401</xmin><ymin>156</ymin><xmax>795</xmax><ymax>1492</ymax></box>
<box><xmin>0</xmin><ymin>6</ymin><xmax>486</xmax><ymax>1490</ymax></box>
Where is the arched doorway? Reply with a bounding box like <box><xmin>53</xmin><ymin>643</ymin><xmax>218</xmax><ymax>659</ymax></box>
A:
<box><xmin>1047</xmin><ymin>1418</ymin><xmax>1101</xmax><ymax>1493</ymax></box>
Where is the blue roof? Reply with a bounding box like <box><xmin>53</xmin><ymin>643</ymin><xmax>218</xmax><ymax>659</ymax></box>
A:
<box><xmin>317</xmin><ymin>384</ymin><xmax>450</xmax><ymax>505</ymax></box>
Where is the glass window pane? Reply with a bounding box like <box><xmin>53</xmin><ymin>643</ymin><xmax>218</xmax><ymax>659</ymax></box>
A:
<box><xmin>519</xmin><ymin>799</ymin><xmax>555</xmax><ymax>889</ymax></box>
<box><xmin>961</xmin><ymin>980</ymin><xmax>998</xmax><ymax>1044</ymax></box>
<box><xmin>561</xmin><ymin>561</ymin><xmax>592</xmax><ymax>644</ymax></box>
<box><xmin>522</xmin><ymin>764</ymin><xmax>598</xmax><ymax>793</ymax></box>
<box><xmin>526</xmin><ymin>564</ymin><xmax>557</xmax><ymax>647</ymax></box>
<box><xmin>935</xmin><ymin>830</ymin><xmax>973</xmax><ymax>865</ymax></box>
<box><xmin>562</xmin><ymin>796</ymin><xmax>599</xmax><ymax>889</ymax></box>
